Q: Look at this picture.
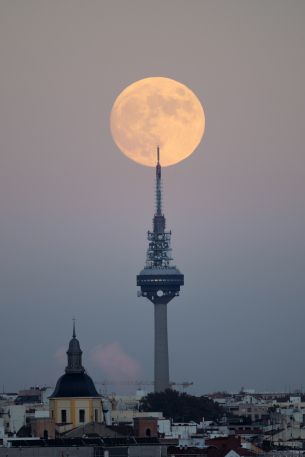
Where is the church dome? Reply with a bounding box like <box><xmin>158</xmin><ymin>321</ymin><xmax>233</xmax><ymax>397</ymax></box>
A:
<box><xmin>50</xmin><ymin>372</ymin><xmax>100</xmax><ymax>398</ymax></box>
<box><xmin>50</xmin><ymin>322</ymin><xmax>100</xmax><ymax>399</ymax></box>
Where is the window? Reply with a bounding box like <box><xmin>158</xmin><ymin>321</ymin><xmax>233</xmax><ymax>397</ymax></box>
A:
<box><xmin>79</xmin><ymin>409</ymin><xmax>85</xmax><ymax>423</ymax></box>
<box><xmin>61</xmin><ymin>409</ymin><xmax>67</xmax><ymax>423</ymax></box>
<box><xmin>94</xmin><ymin>409</ymin><xmax>98</xmax><ymax>422</ymax></box>
<box><xmin>145</xmin><ymin>428</ymin><xmax>151</xmax><ymax>437</ymax></box>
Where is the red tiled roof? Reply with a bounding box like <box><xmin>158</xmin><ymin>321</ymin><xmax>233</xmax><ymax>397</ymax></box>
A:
<box><xmin>206</xmin><ymin>437</ymin><xmax>256</xmax><ymax>457</ymax></box>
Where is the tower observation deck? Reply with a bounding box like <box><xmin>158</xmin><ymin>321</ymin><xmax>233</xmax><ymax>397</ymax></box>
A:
<box><xmin>137</xmin><ymin>147</ymin><xmax>184</xmax><ymax>392</ymax></box>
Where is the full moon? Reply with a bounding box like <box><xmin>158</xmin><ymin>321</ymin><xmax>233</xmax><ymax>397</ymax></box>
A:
<box><xmin>110</xmin><ymin>77</ymin><xmax>205</xmax><ymax>167</ymax></box>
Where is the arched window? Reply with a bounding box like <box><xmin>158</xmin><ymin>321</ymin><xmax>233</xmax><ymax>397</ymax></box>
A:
<box><xmin>145</xmin><ymin>428</ymin><xmax>151</xmax><ymax>437</ymax></box>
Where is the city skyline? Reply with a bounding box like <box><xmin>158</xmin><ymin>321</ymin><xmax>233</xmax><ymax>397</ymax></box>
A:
<box><xmin>0</xmin><ymin>0</ymin><xmax>305</xmax><ymax>394</ymax></box>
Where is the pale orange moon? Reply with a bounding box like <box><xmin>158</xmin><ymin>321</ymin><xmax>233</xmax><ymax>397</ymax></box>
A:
<box><xmin>110</xmin><ymin>77</ymin><xmax>205</xmax><ymax>167</ymax></box>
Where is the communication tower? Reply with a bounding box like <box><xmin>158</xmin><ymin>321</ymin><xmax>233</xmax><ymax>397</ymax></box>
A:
<box><xmin>137</xmin><ymin>148</ymin><xmax>184</xmax><ymax>392</ymax></box>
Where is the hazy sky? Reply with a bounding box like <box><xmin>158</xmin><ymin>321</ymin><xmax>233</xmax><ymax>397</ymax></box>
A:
<box><xmin>1</xmin><ymin>0</ymin><xmax>305</xmax><ymax>395</ymax></box>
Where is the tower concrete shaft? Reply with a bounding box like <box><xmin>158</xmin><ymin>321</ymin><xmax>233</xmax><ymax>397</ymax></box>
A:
<box><xmin>137</xmin><ymin>147</ymin><xmax>184</xmax><ymax>392</ymax></box>
<box><xmin>154</xmin><ymin>302</ymin><xmax>169</xmax><ymax>391</ymax></box>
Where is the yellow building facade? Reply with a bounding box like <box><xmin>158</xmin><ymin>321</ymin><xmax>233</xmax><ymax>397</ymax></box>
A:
<box><xmin>50</xmin><ymin>397</ymin><xmax>103</xmax><ymax>428</ymax></box>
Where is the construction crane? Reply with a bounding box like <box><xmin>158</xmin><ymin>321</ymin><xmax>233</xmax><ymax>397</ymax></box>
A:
<box><xmin>95</xmin><ymin>380</ymin><xmax>193</xmax><ymax>394</ymax></box>
<box><xmin>94</xmin><ymin>380</ymin><xmax>153</xmax><ymax>395</ymax></box>
<box><xmin>170</xmin><ymin>382</ymin><xmax>194</xmax><ymax>391</ymax></box>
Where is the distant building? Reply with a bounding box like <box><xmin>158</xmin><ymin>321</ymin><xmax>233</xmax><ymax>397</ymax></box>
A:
<box><xmin>134</xmin><ymin>417</ymin><xmax>159</xmax><ymax>438</ymax></box>
<box><xmin>1</xmin><ymin>437</ymin><xmax>165</xmax><ymax>457</ymax></box>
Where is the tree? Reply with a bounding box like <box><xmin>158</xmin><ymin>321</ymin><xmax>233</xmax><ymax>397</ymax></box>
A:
<box><xmin>140</xmin><ymin>389</ymin><xmax>224</xmax><ymax>423</ymax></box>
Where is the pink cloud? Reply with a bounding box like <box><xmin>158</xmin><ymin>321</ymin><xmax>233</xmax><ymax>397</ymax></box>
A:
<box><xmin>91</xmin><ymin>342</ymin><xmax>141</xmax><ymax>383</ymax></box>
<box><xmin>54</xmin><ymin>346</ymin><xmax>66</xmax><ymax>367</ymax></box>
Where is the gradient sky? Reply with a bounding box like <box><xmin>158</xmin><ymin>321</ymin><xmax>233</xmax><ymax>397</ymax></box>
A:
<box><xmin>0</xmin><ymin>0</ymin><xmax>305</xmax><ymax>395</ymax></box>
